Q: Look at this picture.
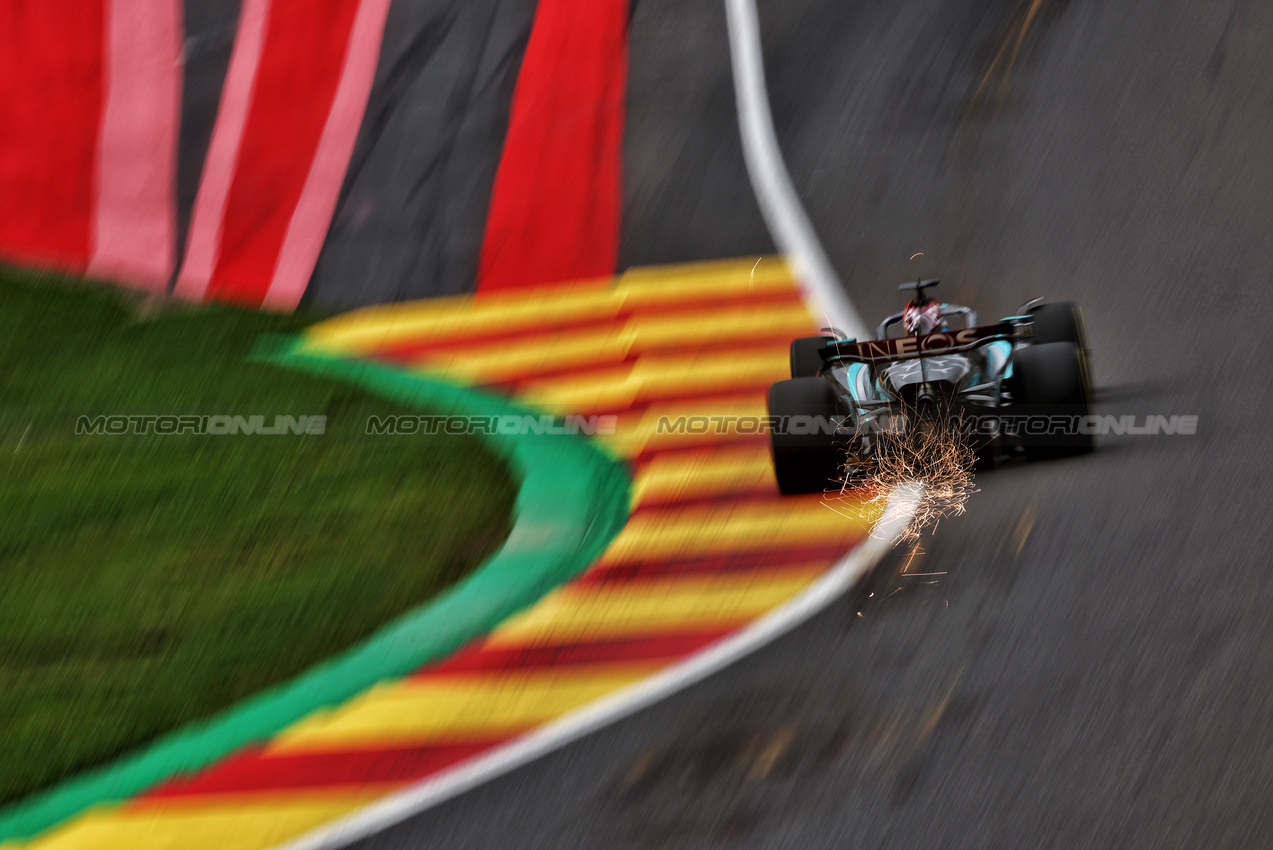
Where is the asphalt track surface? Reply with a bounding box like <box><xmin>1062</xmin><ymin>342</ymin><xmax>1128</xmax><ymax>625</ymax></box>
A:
<box><xmin>357</xmin><ymin>1</ymin><xmax>1273</xmax><ymax>847</ymax></box>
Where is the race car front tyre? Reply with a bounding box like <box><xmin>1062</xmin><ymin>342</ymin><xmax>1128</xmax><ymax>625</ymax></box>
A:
<box><xmin>768</xmin><ymin>377</ymin><xmax>852</xmax><ymax>494</ymax></box>
<box><xmin>1011</xmin><ymin>341</ymin><xmax>1095</xmax><ymax>460</ymax></box>
<box><xmin>789</xmin><ymin>336</ymin><xmax>833</xmax><ymax>378</ymax></box>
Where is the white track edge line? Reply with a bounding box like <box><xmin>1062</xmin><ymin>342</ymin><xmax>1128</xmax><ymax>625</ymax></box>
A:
<box><xmin>274</xmin><ymin>484</ymin><xmax>920</xmax><ymax>850</ymax></box>
<box><xmin>724</xmin><ymin>0</ymin><xmax>868</xmax><ymax>341</ymax></box>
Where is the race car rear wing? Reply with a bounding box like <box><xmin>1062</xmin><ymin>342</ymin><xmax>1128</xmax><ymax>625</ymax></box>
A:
<box><xmin>818</xmin><ymin>321</ymin><xmax>1030</xmax><ymax>366</ymax></box>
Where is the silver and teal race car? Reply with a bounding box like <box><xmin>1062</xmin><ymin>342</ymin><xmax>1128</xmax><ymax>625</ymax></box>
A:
<box><xmin>767</xmin><ymin>280</ymin><xmax>1093</xmax><ymax>494</ymax></box>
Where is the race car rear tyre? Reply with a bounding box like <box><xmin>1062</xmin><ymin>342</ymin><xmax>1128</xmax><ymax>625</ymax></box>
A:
<box><xmin>790</xmin><ymin>336</ymin><xmax>833</xmax><ymax>378</ymax></box>
<box><xmin>1011</xmin><ymin>341</ymin><xmax>1095</xmax><ymax>460</ymax></box>
<box><xmin>1028</xmin><ymin>301</ymin><xmax>1093</xmax><ymax>397</ymax></box>
<box><xmin>1028</xmin><ymin>301</ymin><xmax>1088</xmax><ymax>351</ymax></box>
<box><xmin>768</xmin><ymin>377</ymin><xmax>852</xmax><ymax>494</ymax></box>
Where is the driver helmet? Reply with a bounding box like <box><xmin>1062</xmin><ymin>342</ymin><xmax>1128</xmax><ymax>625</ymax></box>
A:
<box><xmin>903</xmin><ymin>300</ymin><xmax>943</xmax><ymax>336</ymax></box>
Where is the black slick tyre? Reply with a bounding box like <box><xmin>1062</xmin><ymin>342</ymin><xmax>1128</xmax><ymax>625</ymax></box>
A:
<box><xmin>1029</xmin><ymin>302</ymin><xmax>1089</xmax><ymax>353</ymax></box>
<box><xmin>1011</xmin><ymin>341</ymin><xmax>1094</xmax><ymax>460</ymax></box>
<box><xmin>790</xmin><ymin>336</ymin><xmax>833</xmax><ymax>378</ymax></box>
<box><xmin>767</xmin><ymin>377</ymin><xmax>852</xmax><ymax>494</ymax></box>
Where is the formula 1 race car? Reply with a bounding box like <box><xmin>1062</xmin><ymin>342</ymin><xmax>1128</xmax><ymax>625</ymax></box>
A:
<box><xmin>767</xmin><ymin>279</ymin><xmax>1093</xmax><ymax>494</ymax></box>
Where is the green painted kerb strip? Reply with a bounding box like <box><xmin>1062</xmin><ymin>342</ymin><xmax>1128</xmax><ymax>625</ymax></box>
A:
<box><xmin>0</xmin><ymin>336</ymin><xmax>631</xmax><ymax>843</ymax></box>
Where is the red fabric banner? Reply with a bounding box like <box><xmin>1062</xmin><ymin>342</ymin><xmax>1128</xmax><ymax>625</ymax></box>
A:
<box><xmin>477</xmin><ymin>0</ymin><xmax>629</xmax><ymax>291</ymax></box>
<box><xmin>0</xmin><ymin>2</ymin><xmax>104</xmax><ymax>272</ymax></box>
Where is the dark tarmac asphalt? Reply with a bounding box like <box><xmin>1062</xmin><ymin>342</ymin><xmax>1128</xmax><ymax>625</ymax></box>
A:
<box><xmin>358</xmin><ymin>0</ymin><xmax>1273</xmax><ymax>846</ymax></box>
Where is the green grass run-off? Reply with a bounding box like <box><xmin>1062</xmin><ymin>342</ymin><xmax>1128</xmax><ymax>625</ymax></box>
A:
<box><xmin>0</xmin><ymin>268</ymin><xmax>516</xmax><ymax>804</ymax></box>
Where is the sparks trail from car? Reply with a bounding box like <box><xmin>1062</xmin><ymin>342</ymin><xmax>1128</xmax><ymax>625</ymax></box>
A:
<box><xmin>969</xmin><ymin>0</ymin><xmax>1049</xmax><ymax>114</ymax></box>
<box><xmin>836</xmin><ymin>402</ymin><xmax>979</xmax><ymax>545</ymax></box>
<box><xmin>900</xmin><ymin>540</ymin><xmax>923</xmax><ymax>572</ymax></box>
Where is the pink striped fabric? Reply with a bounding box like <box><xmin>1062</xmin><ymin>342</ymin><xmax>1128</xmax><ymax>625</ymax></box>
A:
<box><xmin>87</xmin><ymin>0</ymin><xmax>183</xmax><ymax>289</ymax></box>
